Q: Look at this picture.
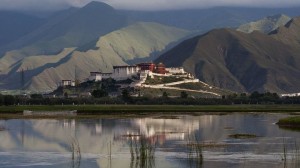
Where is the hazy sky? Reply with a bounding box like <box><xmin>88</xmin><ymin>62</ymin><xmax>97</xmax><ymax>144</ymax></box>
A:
<box><xmin>0</xmin><ymin>0</ymin><xmax>300</xmax><ymax>11</ymax></box>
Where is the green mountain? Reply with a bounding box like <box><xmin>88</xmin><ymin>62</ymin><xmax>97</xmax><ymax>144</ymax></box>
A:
<box><xmin>0</xmin><ymin>22</ymin><xmax>190</xmax><ymax>91</ymax></box>
<box><xmin>237</xmin><ymin>14</ymin><xmax>291</xmax><ymax>34</ymax></box>
<box><xmin>156</xmin><ymin>17</ymin><xmax>300</xmax><ymax>93</ymax></box>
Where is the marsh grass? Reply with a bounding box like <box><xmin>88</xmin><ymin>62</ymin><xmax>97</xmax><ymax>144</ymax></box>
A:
<box><xmin>187</xmin><ymin>134</ymin><xmax>203</xmax><ymax>168</ymax></box>
<box><xmin>277</xmin><ymin>117</ymin><xmax>300</xmax><ymax>128</ymax></box>
<box><xmin>0</xmin><ymin>126</ymin><xmax>6</xmax><ymax>131</ymax></box>
<box><xmin>290</xmin><ymin>141</ymin><xmax>300</xmax><ymax>168</ymax></box>
<box><xmin>228</xmin><ymin>133</ymin><xmax>258</xmax><ymax>139</ymax></box>
<box><xmin>1</xmin><ymin>105</ymin><xmax>300</xmax><ymax>115</ymax></box>
<box><xmin>280</xmin><ymin>138</ymin><xmax>300</xmax><ymax>168</ymax></box>
<box><xmin>129</xmin><ymin>135</ymin><xmax>156</xmax><ymax>168</ymax></box>
<box><xmin>69</xmin><ymin>136</ymin><xmax>81</xmax><ymax>168</ymax></box>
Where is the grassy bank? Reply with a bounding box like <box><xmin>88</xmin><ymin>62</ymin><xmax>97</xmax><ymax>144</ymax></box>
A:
<box><xmin>0</xmin><ymin>105</ymin><xmax>300</xmax><ymax>114</ymax></box>
<box><xmin>277</xmin><ymin>116</ymin><xmax>300</xmax><ymax>128</ymax></box>
<box><xmin>0</xmin><ymin>105</ymin><xmax>299</xmax><ymax>120</ymax></box>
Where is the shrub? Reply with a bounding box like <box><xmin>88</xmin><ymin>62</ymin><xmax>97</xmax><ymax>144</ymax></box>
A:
<box><xmin>4</xmin><ymin>95</ymin><xmax>15</xmax><ymax>106</ymax></box>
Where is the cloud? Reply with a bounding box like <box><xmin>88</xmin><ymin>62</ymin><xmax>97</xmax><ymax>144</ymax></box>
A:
<box><xmin>107</xmin><ymin>0</ymin><xmax>300</xmax><ymax>10</ymax></box>
<box><xmin>0</xmin><ymin>0</ymin><xmax>69</xmax><ymax>11</ymax></box>
<box><xmin>0</xmin><ymin>0</ymin><xmax>300</xmax><ymax>11</ymax></box>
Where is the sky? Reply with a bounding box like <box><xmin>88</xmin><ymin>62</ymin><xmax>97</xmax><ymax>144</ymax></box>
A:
<box><xmin>0</xmin><ymin>0</ymin><xmax>300</xmax><ymax>11</ymax></box>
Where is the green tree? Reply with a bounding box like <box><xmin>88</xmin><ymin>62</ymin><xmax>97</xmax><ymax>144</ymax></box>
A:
<box><xmin>162</xmin><ymin>91</ymin><xmax>169</xmax><ymax>98</ymax></box>
<box><xmin>122</xmin><ymin>89</ymin><xmax>131</xmax><ymax>100</ymax></box>
<box><xmin>64</xmin><ymin>92</ymin><xmax>68</xmax><ymax>98</ymax></box>
<box><xmin>4</xmin><ymin>95</ymin><xmax>15</xmax><ymax>106</ymax></box>
<box><xmin>92</xmin><ymin>89</ymin><xmax>108</xmax><ymax>98</ymax></box>
<box><xmin>0</xmin><ymin>94</ymin><xmax>3</xmax><ymax>105</ymax></box>
<box><xmin>30</xmin><ymin>94</ymin><xmax>43</xmax><ymax>99</ymax></box>
<box><xmin>180</xmin><ymin>91</ymin><xmax>188</xmax><ymax>99</ymax></box>
<box><xmin>250</xmin><ymin>91</ymin><xmax>261</xmax><ymax>100</ymax></box>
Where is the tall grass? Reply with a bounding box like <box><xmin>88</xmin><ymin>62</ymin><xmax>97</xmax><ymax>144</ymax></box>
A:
<box><xmin>129</xmin><ymin>135</ymin><xmax>156</xmax><ymax>168</ymax></box>
<box><xmin>291</xmin><ymin>141</ymin><xmax>300</xmax><ymax>168</ymax></box>
<box><xmin>187</xmin><ymin>133</ymin><xmax>203</xmax><ymax>168</ymax></box>
<box><xmin>69</xmin><ymin>136</ymin><xmax>81</xmax><ymax>168</ymax></box>
<box><xmin>281</xmin><ymin>138</ymin><xmax>300</xmax><ymax>168</ymax></box>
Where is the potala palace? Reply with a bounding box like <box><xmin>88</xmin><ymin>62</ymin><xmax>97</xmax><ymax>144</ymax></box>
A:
<box><xmin>60</xmin><ymin>62</ymin><xmax>197</xmax><ymax>88</ymax></box>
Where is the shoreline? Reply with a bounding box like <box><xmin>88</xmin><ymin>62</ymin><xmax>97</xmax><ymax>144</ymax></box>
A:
<box><xmin>0</xmin><ymin>105</ymin><xmax>299</xmax><ymax>119</ymax></box>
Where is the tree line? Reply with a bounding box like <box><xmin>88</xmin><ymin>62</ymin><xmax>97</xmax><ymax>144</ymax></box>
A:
<box><xmin>0</xmin><ymin>91</ymin><xmax>299</xmax><ymax>106</ymax></box>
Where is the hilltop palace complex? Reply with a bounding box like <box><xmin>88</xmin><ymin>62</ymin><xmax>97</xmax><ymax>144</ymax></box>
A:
<box><xmin>61</xmin><ymin>62</ymin><xmax>196</xmax><ymax>87</ymax></box>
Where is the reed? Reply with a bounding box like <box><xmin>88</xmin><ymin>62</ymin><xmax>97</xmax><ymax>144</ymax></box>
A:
<box><xmin>69</xmin><ymin>136</ymin><xmax>81</xmax><ymax>168</ymax></box>
<box><xmin>129</xmin><ymin>135</ymin><xmax>156</xmax><ymax>168</ymax></box>
<box><xmin>282</xmin><ymin>138</ymin><xmax>287</xmax><ymax>168</ymax></box>
<box><xmin>291</xmin><ymin>140</ymin><xmax>300</xmax><ymax>168</ymax></box>
<box><xmin>187</xmin><ymin>133</ymin><xmax>203</xmax><ymax>168</ymax></box>
<box><xmin>280</xmin><ymin>138</ymin><xmax>300</xmax><ymax>168</ymax></box>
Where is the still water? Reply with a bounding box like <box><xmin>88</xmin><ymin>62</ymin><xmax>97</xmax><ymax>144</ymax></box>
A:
<box><xmin>0</xmin><ymin>113</ymin><xmax>299</xmax><ymax>168</ymax></box>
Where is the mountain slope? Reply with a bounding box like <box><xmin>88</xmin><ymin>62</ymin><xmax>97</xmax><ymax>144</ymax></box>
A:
<box><xmin>0</xmin><ymin>1</ymin><xmax>128</xmax><ymax>57</ymax></box>
<box><xmin>237</xmin><ymin>14</ymin><xmax>291</xmax><ymax>34</ymax></box>
<box><xmin>95</xmin><ymin>22</ymin><xmax>190</xmax><ymax>63</ymax></box>
<box><xmin>0</xmin><ymin>1</ymin><xmax>129</xmax><ymax>80</ymax></box>
<box><xmin>0</xmin><ymin>11</ymin><xmax>43</xmax><ymax>48</ymax></box>
<box><xmin>156</xmin><ymin>17</ymin><xmax>300</xmax><ymax>93</ymax></box>
<box><xmin>270</xmin><ymin>17</ymin><xmax>300</xmax><ymax>46</ymax></box>
<box><xmin>0</xmin><ymin>22</ymin><xmax>190</xmax><ymax>91</ymax></box>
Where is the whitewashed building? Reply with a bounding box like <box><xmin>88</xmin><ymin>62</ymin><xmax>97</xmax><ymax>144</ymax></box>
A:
<box><xmin>89</xmin><ymin>66</ymin><xmax>140</xmax><ymax>81</ymax></box>
<box><xmin>166</xmin><ymin>67</ymin><xmax>185</xmax><ymax>74</ymax></box>
<box><xmin>281</xmin><ymin>93</ymin><xmax>300</xmax><ymax>97</ymax></box>
<box><xmin>89</xmin><ymin>72</ymin><xmax>112</xmax><ymax>81</ymax></box>
<box><xmin>139</xmin><ymin>70</ymin><xmax>153</xmax><ymax>79</ymax></box>
<box><xmin>112</xmin><ymin>66</ymin><xmax>140</xmax><ymax>81</ymax></box>
<box><xmin>61</xmin><ymin>80</ymin><xmax>75</xmax><ymax>87</ymax></box>
<box><xmin>89</xmin><ymin>72</ymin><xmax>102</xmax><ymax>81</ymax></box>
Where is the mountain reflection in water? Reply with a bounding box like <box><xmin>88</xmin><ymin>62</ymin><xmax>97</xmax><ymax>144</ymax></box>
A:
<box><xmin>0</xmin><ymin>113</ymin><xmax>300</xmax><ymax>168</ymax></box>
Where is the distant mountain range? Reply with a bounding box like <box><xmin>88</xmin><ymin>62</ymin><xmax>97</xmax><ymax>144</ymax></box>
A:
<box><xmin>237</xmin><ymin>14</ymin><xmax>291</xmax><ymax>34</ymax></box>
<box><xmin>122</xmin><ymin>7</ymin><xmax>300</xmax><ymax>31</ymax></box>
<box><xmin>0</xmin><ymin>2</ymin><xmax>128</xmax><ymax>56</ymax></box>
<box><xmin>0</xmin><ymin>21</ymin><xmax>189</xmax><ymax>91</ymax></box>
<box><xmin>156</xmin><ymin>17</ymin><xmax>300</xmax><ymax>93</ymax></box>
<box><xmin>0</xmin><ymin>1</ymin><xmax>300</xmax><ymax>93</ymax></box>
<box><xmin>0</xmin><ymin>11</ymin><xmax>43</xmax><ymax>48</ymax></box>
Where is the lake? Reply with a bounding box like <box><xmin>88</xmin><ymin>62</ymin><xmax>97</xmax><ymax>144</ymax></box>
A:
<box><xmin>0</xmin><ymin>113</ymin><xmax>299</xmax><ymax>168</ymax></box>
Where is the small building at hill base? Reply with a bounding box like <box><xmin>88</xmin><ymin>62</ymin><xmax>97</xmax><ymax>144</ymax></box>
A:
<box><xmin>89</xmin><ymin>72</ymin><xmax>112</xmax><ymax>81</ymax></box>
<box><xmin>61</xmin><ymin>80</ymin><xmax>75</xmax><ymax>87</ymax></box>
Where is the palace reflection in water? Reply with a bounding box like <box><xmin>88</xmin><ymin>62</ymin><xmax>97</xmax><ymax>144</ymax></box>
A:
<box><xmin>1</xmin><ymin>113</ymin><xmax>300</xmax><ymax>168</ymax></box>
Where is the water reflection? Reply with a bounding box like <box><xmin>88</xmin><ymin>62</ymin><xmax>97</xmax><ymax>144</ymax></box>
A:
<box><xmin>69</xmin><ymin>136</ymin><xmax>81</xmax><ymax>168</ymax></box>
<box><xmin>0</xmin><ymin>113</ymin><xmax>300</xmax><ymax>168</ymax></box>
<box><xmin>128</xmin><ymin>135</ymin><xmax>156</xmax><ymax>168</ymax></box>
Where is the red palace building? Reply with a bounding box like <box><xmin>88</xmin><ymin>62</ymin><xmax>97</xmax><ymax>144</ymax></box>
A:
<box><xmin>154</xmin><ymin>62</ymin><xmax>168</xmax><ymax>74</ymax></box>
<box><xmin>137</xmin><ymin>63</ymin><xmax>156</xmax><ymax>72</ymax></box>
<box><xmin>137</xmin><ymin>62</ymin><xmax>169</xmax><ymax>74</ymax></box>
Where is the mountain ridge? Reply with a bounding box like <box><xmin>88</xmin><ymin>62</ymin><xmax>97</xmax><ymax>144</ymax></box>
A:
<box><xmin>237</xmin><ymin>14</ymin><xmax>291</xmax><ymax>34</ymax></box>
<box><xmin>156</xmin><ymin>17</ymin><xmax>300</xmax><ymax>93</ymax></box>
<box><xmin>0</xmin><ymin>22</ymin><xmax>190</xmax><ymax>91</ymax></box>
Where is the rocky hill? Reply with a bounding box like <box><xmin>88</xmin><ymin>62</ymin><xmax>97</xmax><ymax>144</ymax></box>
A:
<box><xmin>156</xmin><ymin>17</ymin><xmax>300</xmax><ymax>93</ymax></box>
<box><xmin>237</xmin><ymin>14</ymin><xmax>291</xmax><ymax>34</ymax></box>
